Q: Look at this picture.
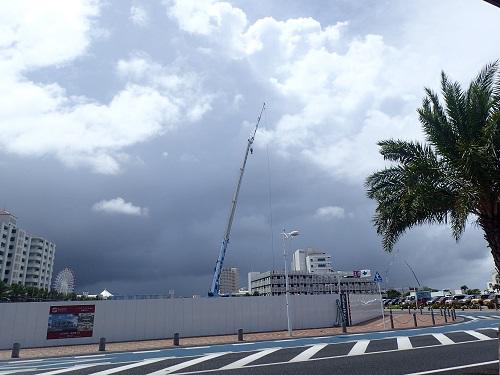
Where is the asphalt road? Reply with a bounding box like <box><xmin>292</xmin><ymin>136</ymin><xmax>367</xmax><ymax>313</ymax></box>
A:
<box><xmin>1</xmin><ymin>310</ymin><xmax>500</xmax><ymax>375</ymax></box>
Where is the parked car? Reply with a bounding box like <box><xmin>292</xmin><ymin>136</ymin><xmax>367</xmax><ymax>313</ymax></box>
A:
<box><xmin>471</xmin><ymin>294</ymin><xmax>490</xmax><ymax>305</ymax></box>
<box><xmin>483</xmin><ymin>294</ymin><xmax>500</xmax><ymax>308</ymax></box>
<box><xmin>458</xmin><ymin>295</ymin><xmax>474</xmax><ymax>305</ymax></box>
<box><xmin>446</xmin><ymin>294</ymin><xmax>465</xmax><ymax>304</ymax></box>
<box><xmin>426</xmin><ymin>296</ymin><xmax>441</xmax><ymax>306</ymax></box>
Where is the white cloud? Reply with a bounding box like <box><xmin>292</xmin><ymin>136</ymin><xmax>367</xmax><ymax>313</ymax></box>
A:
<box><xmin>314</xmin><ymin>206</ymin><xmax>345</xmax><ymax>221</ymax></box>
<box><xmin>130</xmin><ymin>5</ymin><xmax>149</xmax><ymax>27</ymax></box>
<box><xmin>166</xmin><ymin>0</ymin><xmax>500</xmax><ymax>183</ymax></box>
<box><xmin>92</xmin><ymin>197</ymin><xmax>149</xmax><ymax>216</ymax></box>
<box><xmin>0</xmin><ymin>2</ymin><xmax>213</xmax><ymax>174</ymax></box>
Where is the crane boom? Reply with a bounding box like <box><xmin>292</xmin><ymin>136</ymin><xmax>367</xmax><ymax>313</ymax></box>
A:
<box><xmin>208</xmin><ymin>103</ymin><xmax>266</xmax><ymax>296</ymax></box>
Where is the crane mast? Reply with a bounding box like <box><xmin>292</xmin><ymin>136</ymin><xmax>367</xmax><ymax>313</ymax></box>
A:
<box><xmin>208</xmin><ymin>103</ymin><xmax>266</xmax><ymax>296</ymax></box>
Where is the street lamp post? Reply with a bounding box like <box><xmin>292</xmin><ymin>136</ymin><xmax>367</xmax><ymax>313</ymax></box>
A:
<box><xmin>281</xmin><ymin>229</ymin><xmax>300</xmax><ymax>337</ymax></box>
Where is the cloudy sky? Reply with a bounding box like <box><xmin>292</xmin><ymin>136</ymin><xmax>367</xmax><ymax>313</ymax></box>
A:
<box><xmin>1</xmin><ymin>0</ymin><xmax>499</xmax><ymax>296</ymax></box>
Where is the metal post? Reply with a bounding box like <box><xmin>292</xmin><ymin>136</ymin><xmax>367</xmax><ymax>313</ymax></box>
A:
<box><xmin>282</xmin><ymin>229</ymin><xmax>292</xmax><ymax>337</ymax></box>
<box><xmin>342</xmin><ymin>317</ymin><xmax>347</xmax><ymax>333</ymax></box>
<box><xmin>431</xmin><ymin>309</ymin><xmax>435</xmax><ymax>325</ymax></box>
<box><xmin>390</xmin><ymin>309</ymin><xmax>394</xmax><ymax>329</ymax></box>
<box><xmin>11</xmin><ymin>343</ymin><xmax>20</xmax><ymax>358</ymax></box>
<box><xmin>173</xmin><ymin>333</ymin><xmax>180</xmax><ymax>346</ymax></box>
<box><xmin>413</xmin><ymin>313</ymin><xmax>417</xmax><ymax>327</ymax></box>
<box><xmin>440</xmin><ymin>308</ymin><xmax>443</xmax><ymax>316</ymax></box>
<box><xmin>98</xmin><ymin>337</ymin><xmax>106</xmax><ymax>352</ymax></box>
<box><xmin>452</xmin><ymin>309</ymin><xmax>456</xmax><ymax>321</ymax></box>
<box><xmin>408</xmin><ymin>306</ymin><xmax>411</xmax><ymax>314</ymax></box>
<box><xmin>480</xmin><ymin>304</ymin><xmax>482</xmax><ymax>311</ymax></box>
<box><xmin>238</xmin><ymin>329</ymin><xmax>244</xmax><ymax>341</ymax></box>
<box><xmin>377</xmin><ymin>282</ymin><xmax>385</xmax><ymax>329</ymax></box>
<box><xmin>419</xmin><ymin>307</ymin><xmax>423</xmax><ymax>315</ymax></box>
<box><xmin>444</xmin><ymin>311</ymin><xmax>448</xmax><ymax>323</ymax></box>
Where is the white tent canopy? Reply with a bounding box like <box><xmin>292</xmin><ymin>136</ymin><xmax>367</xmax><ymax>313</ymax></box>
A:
<box><xmin>99</xmin><ymin>289</ymin><xmax>113</xmax><ymax>299</ymax></box>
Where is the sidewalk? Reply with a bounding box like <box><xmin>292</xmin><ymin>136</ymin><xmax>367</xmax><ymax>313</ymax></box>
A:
<box><xmin>0</xmin><ymin>312</ymin><xmax>461</xmax><ymax>360</ymax></box>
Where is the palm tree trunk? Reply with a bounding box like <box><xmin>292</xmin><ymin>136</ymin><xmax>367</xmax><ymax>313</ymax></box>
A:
<box><xmin>480</xmin><ymin>199</ymin><xmax>500</xmax><ymax>272</ymax></box>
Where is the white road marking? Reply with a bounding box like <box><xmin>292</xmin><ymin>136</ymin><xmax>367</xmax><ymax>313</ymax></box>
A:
<box><xmin>432</xmin><ymin>333</ymin><xmax>454</xmax><ymax>345</ymax></box>
<box><xmin>403</xmin><ymin>360</ymin><xmax>499</xmax><ymax>374</ymax></box>
<box><xmin>347</xmin><ymin>340</ymin><xmax>370</xmax><ymax>356</ymax></box>
<box><xmin>88</xmin><ymin>357</ymin><xmax>167</xmax><ymax>375</ymax></box>
<box><xmin>462</xmin><ymin>315</ymin><xmax>476</xmax><ymax>320</ymax></box>
<box><xmin>33</xmin><ymin>363</ymin><xmax>103</xmax><ymax>374</ymax></box>
<box><xmin>289</xmin><ymin>344</ymin><xmax>327</xmax><ymax>362</ymax></box>
<box><xmin>160</xmin><ymin>338</ymin><xmax>491</xmax><ymax>375</ymax></box>
<box><xmin>146</xmin><ymin>352</ymin><xmax>228</xmax><ymax>374</ymax></box>
<box><xmin>183</xmin><ymin>346</ymin><xmax>209</xmax><ymax>350</ymax></box>
<box><xmin>6</xmin><ymin>359</ymin><xmax>44</xmax><ymax>364</ymax></box>
<box><xmin>397</xmin><ymin>336</ymin><xmax>413</xmax><ymax>350</ymax></box>
<box><xmin>490</xmin><ymin>315</ymin><xmax>500</xmax><ymax>319</ymax></box>
<box><xmin>131</xmin><ymin>350</ymin><xmax>161</xmax><ymax>354</ymax></box>
<box><xmin>73</xmin><ymin>354</ymin><xmax>106</xmax><ymax>358</ymax></box>
<box><xmin>465</xmin><ymin>330</ymin><xmax>492</xmax><ymax>341</ymax></box>
<box><xmin>477</xmin><ymin>315</ymin><xmax>494</xmax><ymax>319</ymax></box>
<box><xmin>220</xmin><ymin>348</ymin><xmax>281</xmax><ymax>369</ymax></box>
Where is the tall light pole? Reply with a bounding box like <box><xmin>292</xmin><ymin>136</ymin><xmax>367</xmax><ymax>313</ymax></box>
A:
<box><xmin>281</xmin><ymin>229</ymin><xmax>300</xmax><ymax>337</ymax></box>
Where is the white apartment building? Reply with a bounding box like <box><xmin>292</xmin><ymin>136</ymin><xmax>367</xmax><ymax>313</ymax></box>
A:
<box><xmin>0</xmin><ymin>210</ymin><xmax>56</xmax><ymax>290</ymax></box>
<box><xmin>292</xmin><ymin>248</ymin><xmax>333</xmax><ymax>274</ymax></box>
<box><xmin>219</xmin><ymin>267</ymin><xmax>240</xmax><ymax>294</ymax></box>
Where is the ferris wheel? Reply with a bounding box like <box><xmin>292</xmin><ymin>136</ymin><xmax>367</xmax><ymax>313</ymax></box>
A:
<box><xmin>53</xmin><ymin>267</ymin><xmax>75</xmax><ymax>295</ymax></box>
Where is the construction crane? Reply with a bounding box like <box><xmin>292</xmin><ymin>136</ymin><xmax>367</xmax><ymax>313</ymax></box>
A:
<box><xmin>208</xmin><ymin>103</ymin><xmax>266</xmax><ymax>297</ymax></box>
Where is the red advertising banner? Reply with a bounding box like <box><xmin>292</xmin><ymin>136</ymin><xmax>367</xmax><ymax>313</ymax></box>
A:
<box><xmin>47</xmin><ymin>305</ymin><xmax>95</xmax><ymax>340</ymax></box>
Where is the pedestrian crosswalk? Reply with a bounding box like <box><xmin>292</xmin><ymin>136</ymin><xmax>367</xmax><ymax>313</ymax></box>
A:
<box><xmin>461</xmin><ymin>314</ymin><xmax>500</xmax><ymax>320</ymax></box>
<box><xmin>0</xmin><ymin>328</ymin><xmax>496</xmax><ymax>375</ymax></box>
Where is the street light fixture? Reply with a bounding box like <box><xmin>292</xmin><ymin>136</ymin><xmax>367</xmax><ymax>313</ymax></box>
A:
<box><xmin>281</xmin><ymin>229</ymin><xmax>300</xmax><ymax>336</ymax></box>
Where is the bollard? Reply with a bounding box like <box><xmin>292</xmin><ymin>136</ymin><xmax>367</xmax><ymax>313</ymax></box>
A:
<box><xmin>431</xmin><ymin>309</ymin><xmax>436</xmax><ymax>326</ymax></box>
<box><xmin>413</xmin><ymin>313</ymin><xmax>417</xmax><ymax>327</ymax></box>
<box><xmin>390</xmin><ymin>309</ymin><xmax>394</xmax><ymax>329</ymax></box>
<box><xmin>440</xmin><ymin>308</ymin><xmax>443</xmax><ymax>316</ymax></box>
<box><xmin>11</xmin><ymin>343</ymin><xmax>20</xmax><ymax>359</ymax></box>
<box><xmin>408</xmin><ymin>306</ymin><xmax>411</xmax><ymax>314</ymax></box>
<box><xmin>173</xmin><ymin>333</ymin><xmax>180</xmax><ymax>346</ymax></box>
<box><xmin>342</xmin><ymin>318</ymin><xmax>347</xmax><ymax>333</ymax></box>
<box><xmin>444</xmin><ymin>311</ymin><xmax>448</xmax><ymax>323</ymax></box>
<box><xmin>480</xmin><ymin>304</ymin><xmax>482</xmax><ymax>311</ymax></box>
<box><xmin>496</xmin><ymin>302</ymin><xmax>498</xmax><ymax>311</ymax></box>
<box><xmin>238</xmin><ymin>329</ymin><xmax>244</xmax><ymax>342</ymax></box>
<box><xmin>98</xmin><ymin>337</ymin><xmax>106</xmax><ymax>352</ymax></box>
<box><xmin>419</xmin><ymin>307</ymin><xmax>423</xmax><ymax>315</ymax></box>
<box><xmin>453</xmin><ymin>309</ymin><xmax>456</xmax><ymax>321</ymax></box>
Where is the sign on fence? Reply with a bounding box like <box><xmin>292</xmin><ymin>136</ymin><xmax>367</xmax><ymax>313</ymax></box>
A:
<box><xmin>47</xmin><ymin>305</ymin><xmax>95</xmax><ymax>339</ymax></box>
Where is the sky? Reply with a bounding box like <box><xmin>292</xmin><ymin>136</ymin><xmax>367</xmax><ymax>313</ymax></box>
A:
<box><xmin>1</xmin><ymin>0</ymin><xmax>499</xmax><ymax>296</ymax></box>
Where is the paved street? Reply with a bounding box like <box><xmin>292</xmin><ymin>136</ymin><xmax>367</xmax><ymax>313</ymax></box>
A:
<box><xmin>1</xmin><ymin>310</ymin><xmax>499</xmax><ymax>375</ymax></box>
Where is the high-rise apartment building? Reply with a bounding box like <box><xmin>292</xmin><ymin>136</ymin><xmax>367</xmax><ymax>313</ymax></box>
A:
<box><xmin>0</xmin><ymin>210</ymin><xmax>56</xmax><ymax>290</ymax></box>
<box><xmin>219</xmin><ymin>267</ymin><xmax>240</xmax><ymax>294</ymax></box>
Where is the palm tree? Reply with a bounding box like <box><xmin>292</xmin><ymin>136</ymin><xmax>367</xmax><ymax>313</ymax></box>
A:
<box><xmin>366</xmin><ymin>62</ymin><xmax>500</xmax><ymax>270</ymax></box>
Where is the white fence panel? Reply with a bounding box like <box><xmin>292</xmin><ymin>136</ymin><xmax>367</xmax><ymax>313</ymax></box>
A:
<box><xmin>0</xmin><ymin>293</ymin><xmax>379</xmax><ymax>349</ymax></box>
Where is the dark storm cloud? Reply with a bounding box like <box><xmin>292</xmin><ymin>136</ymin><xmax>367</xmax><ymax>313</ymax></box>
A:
<box><xmin>0</xmin><ymin>0</ymin><xmax>498</xmax><ymax>296</ymax></box>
